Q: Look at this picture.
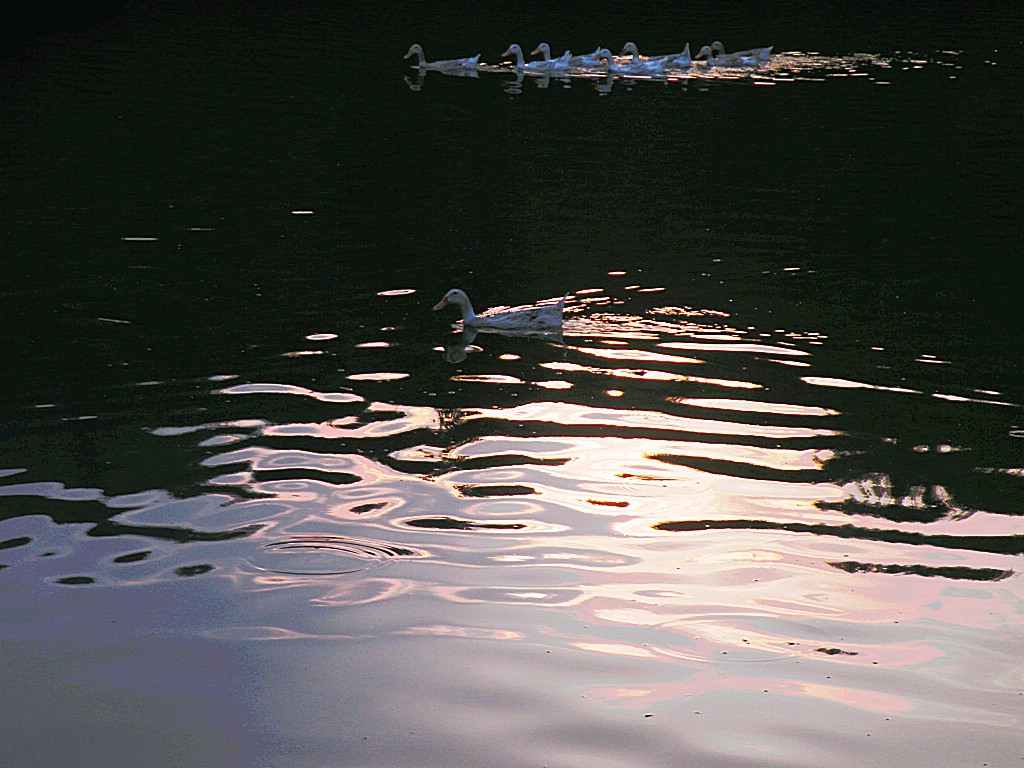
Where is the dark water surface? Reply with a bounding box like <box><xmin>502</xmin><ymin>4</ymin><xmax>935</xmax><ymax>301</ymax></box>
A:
<box><xmin>3</xmin><ymin>4</ymin><xmax>1022</xmax><ymax>767</ymax></box>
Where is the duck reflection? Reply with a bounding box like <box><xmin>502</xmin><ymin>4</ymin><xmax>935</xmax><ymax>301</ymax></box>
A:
<box><xmin>595</xmin><ymin>70</ymin><xmax>616</xmax><ymax>94</ymax></box>
<box><xmin>444</xmin><ymin>327</ymin><xmax>481</xmax><ymax>363</ymax></box>
<box><xmin>502</xmin><ymin>69</ymin><xmax>525</xmax><ymax>94</ymax></box>
<box><xmin>404</xmin><ymin>66</ymin><xmax>480</xmax><ymax>91</ymax></box>
<box><xmin>441</xmin><ymin>326</ymin><xmax>565</xmax><ymax>363</ymax></box>
<box><xmin>533</xmin><ymin>72</ymin><xmax>572</xmax><ymax>90</ymax></box>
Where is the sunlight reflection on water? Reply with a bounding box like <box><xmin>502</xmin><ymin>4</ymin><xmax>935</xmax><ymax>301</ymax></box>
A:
<box><xmin>2</xmin><ymin>278</ymin><xmax>1018</xmax><ymax>768</ymax></box>
<box><xmin>9</xmin><ymin>283</ymin><xmax>1014</xmax><ymax>624</ymax></box>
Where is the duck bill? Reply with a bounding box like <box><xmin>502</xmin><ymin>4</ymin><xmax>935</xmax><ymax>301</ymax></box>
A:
<box><xmin>433</xmin><ymin>298</ymin><xmax>449</xmax><ymax>310</ymax></box>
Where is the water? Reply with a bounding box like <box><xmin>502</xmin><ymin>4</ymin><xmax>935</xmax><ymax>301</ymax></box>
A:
<box><xmin>3</xmin><ymin>4</ymin><xmax>1022</xmax><ymax>767</ymax></box>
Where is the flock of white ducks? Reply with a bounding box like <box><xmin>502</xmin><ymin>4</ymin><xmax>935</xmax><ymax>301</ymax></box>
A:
<box><xmin>405</xmin><ymin>40</ymin><xmax>773</xmax><ymax>76</ymax></box>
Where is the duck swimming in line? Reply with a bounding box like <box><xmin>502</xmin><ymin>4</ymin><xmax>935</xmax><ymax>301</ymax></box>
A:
<box><xmin>696</xmin><ymin>41</ymin><xmax>773</xmax><ymax>66</ymax></box>
<box><xmin>695</xmin><ymin>44</ymin><xmax>737</xmax><ymax>66</ymax></box>
<box><xmin>712</xmin><ymin>40</ymin><xmax>773</xmax><ymax>62</ymax></box>
<box><xmin>597</xmin><ymin>47</ymin><xmax>668</xmax><ymax>75</ymax></box>
<box><xmin>620</xmin><ymin>42</ymin><xmax>692</xmax><ymax>68</ymax></box>
<box><xmin>404</xmin><ymin>44</ymin><xmax>481</xmax><ymax>70</ymax></box>
<box><xmin>433</xmin><ymin>289</ymin><xmax>568</xmax><ymax>331</ymax></box>
<box><xmin>530</xmin><ymin>43</ymin><xmax>572</xmax><ymax>71</ymax></box>
<box><xmin>502</xmin><ymin>43</ymin><xmax>564</xmax><ymax>72</ymax></box>
<box><xmin>569</xmin><ymin>47</ymin><xmax>605</xmax><ymax>67</ymax></box>
<box><xmin>667</xmin><ymin>42</ymin><xmax>692</xmax><ymax>67</ymax></box>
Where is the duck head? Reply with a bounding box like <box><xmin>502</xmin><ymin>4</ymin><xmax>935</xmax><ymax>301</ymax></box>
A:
<box><xmin>433</xmin><ymin>288</ymin><xmax>471</xmax><ymax>311</ymax></box>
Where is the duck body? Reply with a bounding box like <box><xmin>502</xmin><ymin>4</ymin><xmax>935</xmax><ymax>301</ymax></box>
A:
<box><xmin>712</xmin><ymin>41</ymin><xmax>773</xmax><ymax>62</ymax></box>
<box><xmin>404</xmin><ymin>44</ymin><xmax>481</xmax><ymax>70</ymax></box>
<box><xmin>666</xmin><ymin>42</ymin><xmax>692</xmax><ymax>67</ymax></box>
<box><xmin>697</xmin><ymin>41</ymin><xmax>772</xmax><ymax>66</ymax></box>
<box><xmin>620</xmin><ymin>42</ymin><xmax>691</xmax><ymax>68</ymax></box>
<box><xmin>695</xmin><ymin>44</ymin><xmax>733</xmax><ymax>66</ymax></box>
<box><xmin>434</xmin><ymin>289</ymin><xmax>567</xmax><ymax>331</ymax></box>
<box><xmin>617</xmin><ymin>42</ymin><xmax>671</xmax><ymax>69</ymax></box>
<box><xmin>531</xmin><ymin>43</ymin><xmax>572</xmax><ymax>71</ymax></box>
<box><xmin>502</xmin><ymin>43</ymin><xmax>560</xmax><ymax>72</ymax></box>
<box><xmin>569</xmin><ymin>47</ymin><xmax>604</xmax><ymax>67</ymax></box>
<box><xmin>598</xmin><ymin>47</ymin><xmax>667</xmax><ymax>75</ymax></box>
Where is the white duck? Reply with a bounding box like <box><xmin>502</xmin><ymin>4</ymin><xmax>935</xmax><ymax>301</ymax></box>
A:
<box><xmin>695</xmin><ymin>44</ymin><xmax>731</xmax><ymax>66</ymax></box>
<box><xmin>530</xmin><ymin>43</ymin><xmax>572</xmax><ymax>71</ymax></box>
<box><xmin>434</xmin><ymin>289</ymin><xmax>568</xmax><ymax>331</ymax></box>
<box><xmin>404</xmin><ymin>44</ymin><xmax>481</xmax><ymax>70</ymax></box>
<box><xmin>620</xmin><ymin>41</ymin><xmax>692</xmax><ymax>68</ymax></box>
<box><xmin>502</xmin><ymin>43</ymin><xmax>559</xmax><ymax>72</ymax></box>
<box><xmin>712</xmin><ymin>40</ymin><xmax>773</xmax><ymax>62</ymax></box>
<box><xmin>569</xmin><ymin>47</ymin><xmax>604</xmax><ymax>67</ymax></box>
<box><xmin>696</xmin><ymin>41</ymin><xmax>772</xmax><ymax>66</ymax></box>
<box><xmin>597</xmin><ymin>47</ymin><xmax>667</xmax><ymax>75</ymax></box>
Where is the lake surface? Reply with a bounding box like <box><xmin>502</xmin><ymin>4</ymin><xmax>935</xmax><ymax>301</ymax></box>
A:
<box><xmin>2</xmin><ymin>4</ymin><xmax>1022</xmax><ymax>766</ymax></box>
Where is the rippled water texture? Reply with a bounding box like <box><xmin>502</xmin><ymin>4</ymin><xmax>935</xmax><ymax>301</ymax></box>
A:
<box><xmin>2</xmin><ymin>4</ymin><xmax>1022</xmax><ymax>767</ymax></box>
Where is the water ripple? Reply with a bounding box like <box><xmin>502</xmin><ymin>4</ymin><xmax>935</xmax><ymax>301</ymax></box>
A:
<box><xmin>469</xmin><ymin>401</ymin><xmax>838</xmax><ymax>440</ymax></box>
<box><xmin>246</xmin><ymin>535</ymin><xmax>424</xmax><ymax>576</ymax></box>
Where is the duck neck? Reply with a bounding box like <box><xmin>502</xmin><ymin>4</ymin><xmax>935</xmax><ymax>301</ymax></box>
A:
<box><xmin>599</xmin><ymin>52</ymin><xmax>620</xmax><ymax>72</ymax></box>
<box><xmin>414</xmin><ymin>48</ymin><xmax>427</xmax><ymax>67</ymax></box>
<box><xmin>456</xmin><ymin>297</ymin><xmax>477</xmax><ymax>323</ymax></box>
